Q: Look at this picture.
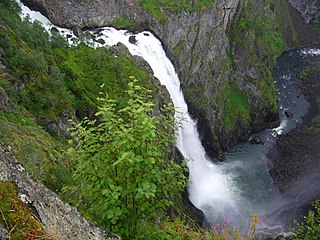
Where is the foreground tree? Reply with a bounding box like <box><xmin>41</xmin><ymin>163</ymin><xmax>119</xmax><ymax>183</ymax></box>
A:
<box><xmin>67</xmin><ymin>77</ymin><xmax>187</xmax><ymax>238</ymax></box>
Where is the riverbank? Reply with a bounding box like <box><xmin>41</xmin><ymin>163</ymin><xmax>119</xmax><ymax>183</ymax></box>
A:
<box><xmin>268</xmin><ymin>50</ymin><xmax>320</xmax><ymax>193</ymax></box>
<box><xmin>266</xmin><ymin>0</ymin><xmax>320</xmax><ymax>214</ymax></box>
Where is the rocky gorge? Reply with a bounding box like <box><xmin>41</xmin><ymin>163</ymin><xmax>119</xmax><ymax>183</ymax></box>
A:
<box><xmin>20</xmin><ymin>0</ymin><xmax>289</xmax><ymax>159</ymax></box>
<box><xmin>0</xmin><ymin>0</ymin><xmax>319</xmax><ymax>239</ymax></box>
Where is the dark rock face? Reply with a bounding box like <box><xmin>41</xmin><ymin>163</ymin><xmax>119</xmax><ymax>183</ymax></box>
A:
<box><xmin>44</xmin><ymin>111</ymin><xmax>73</xmax><ymax>137</ymax></box>
<box><xmin>0</xmin><ymin>60</ymin><xmax>6</xmax><ymax>70</ymax></box>
<box><xmin>281</xmin><ymin>0</ymin><xmax>320</xmax><ymax>48</ymax></box>
<box><xmin>288</xmin><ymin>0</ymin><xmax>320</xmax><ymax>24</ymax></box>
<box><xmin>20</xmin><ymin>0</ymin><xmax>283</xmax><ymax>155</ymax></box>
<box><xmin>181</xmin><ymin>190</ymin><xmax>204</xmax><ymax>226</ymax></box>
<box><xmin>0</xmin><ymin>87</ymin><xmax>11</xmax><ymax>111</ymax></box>
<box><xmin>268</xmin><ymin>54</ymin><xmax>320</xmax><ymax>193</ymax></box>
<box><xmin>0</xmin><ymin>143</ymin><xmax>120</xmax><ymax>240</ymax></box>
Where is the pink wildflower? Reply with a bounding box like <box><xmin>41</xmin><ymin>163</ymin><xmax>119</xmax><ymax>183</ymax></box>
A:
<box><xmin>223</xmin><ymin>216</ymin><xmax>231</xmax><ymax>226</ymax></box>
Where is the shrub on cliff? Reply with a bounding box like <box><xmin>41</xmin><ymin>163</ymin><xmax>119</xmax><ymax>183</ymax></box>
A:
<box><xmin>67</xmin><ymin>78</ymin><xmax>187</xmax><ymax>239</ymax></box>
<box><xmin>292</xmin><ymin>200</ymin><xmax>320</xmax><ymax>240</ymax></box>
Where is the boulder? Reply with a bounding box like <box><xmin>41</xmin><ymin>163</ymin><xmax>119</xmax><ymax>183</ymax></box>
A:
<box><xmin>128</xmin><ymin>35</ymin><xmax>137</xmax><ymax>44</ymax></box>
<box><xmin>249</xmin><ymin>136</ymin><xmax>264</xmax><ymax>145</ymax></box>
<box><xmin>284</xmin><ymin>110</ymin><xmax>293</xmax><ymax>118</ymax></box>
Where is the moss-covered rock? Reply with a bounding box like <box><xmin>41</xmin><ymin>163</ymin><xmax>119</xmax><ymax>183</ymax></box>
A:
<box><xmin>0</xmin><ymin>182</ymin><xmax>45</xmax><ymax>240</ymax></box>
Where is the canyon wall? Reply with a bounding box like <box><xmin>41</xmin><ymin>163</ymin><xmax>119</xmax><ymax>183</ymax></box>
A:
<box><xmin>20</xmin><ymin>0</ymin><xmax>285</xmax><ymax>158</ymax></box>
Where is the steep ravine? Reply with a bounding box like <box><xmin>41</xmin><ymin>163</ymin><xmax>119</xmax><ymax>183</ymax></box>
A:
<box><xmin>20</xmin><ymin>0</ymin><xmax>285</xmax><ymax>159</ymax></box>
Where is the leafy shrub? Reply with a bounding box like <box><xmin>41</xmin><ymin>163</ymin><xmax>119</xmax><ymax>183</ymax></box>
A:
<box><xmin>292</xmin><ymin>200</ymin><xmax>320</xmax><ymax>239</ymax></box>
<box><xmin>67</xmin><ymin>78</ymin><xmax>187</xmax><ymax>239</ymax></box>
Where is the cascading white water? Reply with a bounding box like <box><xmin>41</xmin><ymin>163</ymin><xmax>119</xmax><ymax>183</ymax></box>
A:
<box><xmin>17</xmin><ymin>0</ymin><xmax>239</xmax><ymax>222</ymax></box>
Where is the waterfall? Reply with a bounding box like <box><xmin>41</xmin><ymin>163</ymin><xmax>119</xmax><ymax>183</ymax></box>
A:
<box><xmin>89</xmin><ymin>27</ymin><xmax>238</xmax><ymax>215</ymax></box>
<box><xmin>17</xmin><ymin>0</ymin><xmax>239</xmax><ymax>222</ymax></box>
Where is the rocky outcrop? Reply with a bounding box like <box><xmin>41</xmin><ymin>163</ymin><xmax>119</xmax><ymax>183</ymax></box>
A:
<box><xmin>20</xmin><ymin>0</ymin><xmax>283</xmax><ymax>156</ymax></box>
<box><xmin>288</xmin><ymin>0</ymin><xmax>320</xmax><ymax>24</ymax></box>
<box><xmin>0</xmin><ymin>143</ymin><xmax>120</xmax><ymax>240</ymax></box>
<box><xmin>0</xmin><ymin>87</ymin><xmax>11</xmax><ymax>111</ymax></box>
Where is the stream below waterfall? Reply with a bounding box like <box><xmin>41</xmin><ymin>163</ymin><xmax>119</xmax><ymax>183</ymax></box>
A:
<box><xmin>18</xmin><ymin>1</ymin><xmax>320</xmax><ymax>237</ymax></box>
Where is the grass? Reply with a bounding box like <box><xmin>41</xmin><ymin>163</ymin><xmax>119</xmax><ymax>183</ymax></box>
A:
<box><xmin>139</xmin><ymin>0</ymin><xmax>213</xmax><ymax>23</ymax></box>
<box><xmin>217</xmin><ymin>81</ymin><xmax>251</xmax><ymax>131</ymax></box>
<box><xmin>299</xmin><ymin>65</ymin><xmax>320</xmax><ymax>81</ymax></box>
<box><xmin>109</xmin><ymin>17</ymin><xmax>138</xmax><ymax>29</ymax></box>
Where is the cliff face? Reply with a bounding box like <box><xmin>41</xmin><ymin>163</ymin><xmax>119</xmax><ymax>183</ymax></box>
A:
<box><xmin>0</xmin><ymin>143</ymin><xmax>120</xmax><ymax>240</ymax></box>
<box><xmin>288</xmin><ymin>0</ymin><xmax>319</xmax><ymax>24</ymax></box>
<box><xmin>20</xmin><ymin>0</ymin><xmax>284</xmax><ymax>157</ymax></box>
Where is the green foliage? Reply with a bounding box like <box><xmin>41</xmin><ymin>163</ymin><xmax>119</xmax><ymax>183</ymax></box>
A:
<box><xmin>313</xmin><ymin>20</ymin><xmax>320</xmax><ymax>31</ymax></box>
<box><xmin>139</xmin><ymin>0</ymin><xmax>213</xmax><ymax>22</ymax></box>
<box><xmin>67</xmin><ymin>79</ymin><xmax>187</xmax><ymax>239</ymax></box>
<box><xmin>299</xmin><ymin>65</ymin><xmax>320</xmax><ymax>81</ymax></box>
<box><xmin>226</xmin><ymin>0</ymin><xmax>286</xmax><ymax>131</ymax></box>
<box><xmin>134</xmin><ymin>215</ymin><xmax>255</xmax><ymax>240</ymax></box>
<box><xmin>173</xmin><ymin>40</ymin><xmax>185</xmax><ymax>57</ymax></box>
<box><xmin>0</xmin><ymin>110</ymin><xmax>72</xmax><ymax>193</ymax></box>
<box><xmin>311</xmin><ymin>96</ymin><xmax>320</xmax><ymax>126</ymax></box>
<box><xmin>217</xmin><ymin>81</ymin><xmax>251</xmax><ymax>131</ymax></box>
<box><xmin>54</xmin><ymin>45</ymin><xmax>152</xmax><ymax>118</ymax></box>
<box><xmin>291</xmin><ymin>200</ymin><xmax>320</xmax><ymax>240</ymax></box>
<box><xmin>0</xmin><ymin>3</ymin><xmax>74</xmax><ymax>123</ymax></box>
<box><xmin>109</xmin><ymin>17</ymin><xmax>137</xmax><ymax>29</ymax></box>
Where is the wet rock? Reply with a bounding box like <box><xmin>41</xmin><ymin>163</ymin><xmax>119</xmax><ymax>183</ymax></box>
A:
<box><xmin>181</xmin><ymin>190</ymin><xmax>204</xmax><ymax>226</ymax></box>
<box><xmin>284</xmin><ymin>110</ymin><xmax>293</xmax><ymax>118</ymax></box>
<box><xmin>0</xmin><ymin>87</ymin><xmax>11</xmax><ymax>111</ymax></box>
<box><xmin>96</xmin><ymin>38</ymin><xmax>105</xmax><ymax>45</ymax></box>
<box><xmin>217</xmin><ymin>151</ymin><xmax>226</xmax><ymax>162</ymax></box>
<box><xmin>249</xmin><ymin>136</ymin><xmax>264</xmax><ymax>145</ymax></box>
<box><xmin>128</xmin><ymin>35</ymin><xmax>137</xmax><ymax>44</ymax></box>
<box><xmin>0</xmin><ymin>143</ymin><xmax>120</xmax><ymax>240</ymax></box>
